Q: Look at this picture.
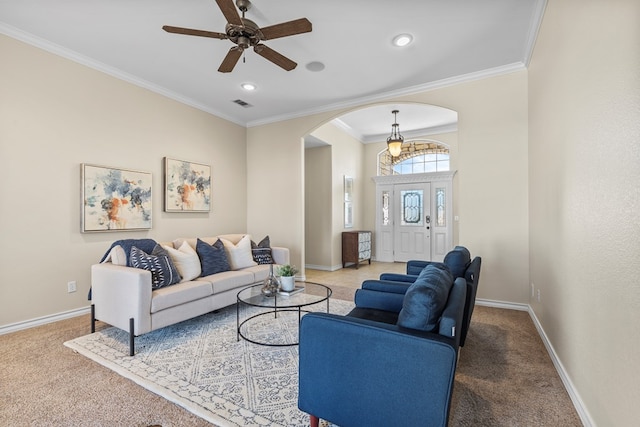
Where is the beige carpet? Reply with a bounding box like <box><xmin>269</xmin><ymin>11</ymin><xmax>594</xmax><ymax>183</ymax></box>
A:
<box><xmin>1</xmin><ymin>263</ymin><xmax>582</xmax><ymax>426</ymax></box>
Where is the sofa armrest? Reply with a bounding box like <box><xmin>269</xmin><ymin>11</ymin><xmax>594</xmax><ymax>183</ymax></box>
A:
<box><xmin>91</xmin><ymin>263</ymin><xmax>153</xmax><ymax>335</ymax></box>
<box><xmin>354</xmin><ymin>288</ymin><xmax>405</xmax><ymax>312</ymax></box>
<box><xmin>299</xmin><ymin>313</ymin><xmax>457</xmax><ymax>427</ymax></box>
<box><xmin>378</xmin><ymin>273</ymin><xmax>418</xmax><ymax>283</ymax></box>
<box><xmin>270</xmin><ymin>246</ymin><xmax>290</xmax><ymax>266</ymax></box>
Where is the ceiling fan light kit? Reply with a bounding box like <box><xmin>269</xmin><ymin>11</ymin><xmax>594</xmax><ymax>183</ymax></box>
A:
<box><xmin>163</xmin><ymin>0</ymin><xmax>312</xmax><ymax>73</ymax></box>
<box><xmin>387</xmin><ymin>109</ymin><xmax>404</xmax><ymax>157</ymax></box>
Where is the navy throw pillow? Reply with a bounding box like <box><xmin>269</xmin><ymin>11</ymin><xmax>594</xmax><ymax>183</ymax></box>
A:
<box><xmin>444</xmin><ymin>246</ymin><xmax>471</xmax><ymax>278</ymax></box>
<box><xmin>196</xmin><ymin>238</ymin><xmax>231</xmax><ymax>276</ymax></box>
<box><xmin>397</xmin><ymin>264</ymin><xmax>454</xmax><ymax>332</ymax></box>
<box><xmin>251</xmin><ymin>235</ymin><xmax>274</xmax><ymax>264</ymax></box>
<box><xmin>129</xmin><ymin>245</ymin><xmax>181</xmax><ymax>289</ymax></box>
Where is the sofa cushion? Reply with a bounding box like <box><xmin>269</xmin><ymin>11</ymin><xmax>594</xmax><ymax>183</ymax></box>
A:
<box><xmin>220</xmin><ymin>235</ymin><xmax>257</xmax><ymax>270</ymax></box>
<box><xmin>162</xmin><ymin>241</ymin><xmax>201</xmax><ymax>282</ymax></box>
<box><xmin>397</xmin><ymin>264</ymin><xmax>453</xmax><ymax>332</ymax></box>
<box><xmin>200</xmin><ymin>270</ymin><xmax>256</xmax><ymax>294</ymax></box>
<box><xmin>151</xmin><ymin>280</ymin><xmax>214</xmax><ymax>313</ymax></box>
<box><xmin>251</xmin><ymin>235</ymin><xmax>274</xmax><ymax>265</ymax></box>
<box><xmin>196</xmin><ymin>238</ymin><xmax>231</xmax><ymax>276</ymax></box>
<box><xmin>444</xmin><ymin>246</ymin><xmax>471</xmax><ymax>278</ymax></box>
<box><xmin>129</xmin><ymin>245</ymin><xmax>181</xmax><ymax>289</ymax></box>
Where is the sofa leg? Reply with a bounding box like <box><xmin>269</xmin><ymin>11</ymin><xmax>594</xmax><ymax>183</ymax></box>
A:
<box><xmin>91</xmin><ymin>304</ymin><xmax>96</xmax><ymax>333</ymax></box>
<box><xmin>129</xmin><ymin>318</ymin><xmax>135</xmax><ymax>356</ymax></box>
<box><xmin>309</xmin><ymin>414</ymin><xmax>319</xmax><ymax>427</ymax></box>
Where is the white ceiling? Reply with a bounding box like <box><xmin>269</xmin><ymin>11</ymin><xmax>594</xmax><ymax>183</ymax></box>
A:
<box><xmin>0</xmin><ymin>0</ymin><xmax>544</xmax><ymax>139</ymax></box>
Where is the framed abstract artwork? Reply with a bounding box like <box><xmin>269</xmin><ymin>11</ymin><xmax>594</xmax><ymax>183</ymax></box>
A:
<box><xmin>81</xmin><ymin>164</ymin><xmax>152</xmax><ymax>232</ymax></box>
<box><xmin>164</xmin><ymin>157</ymin><xmax>211</xmax><ymax>212</ymax></box>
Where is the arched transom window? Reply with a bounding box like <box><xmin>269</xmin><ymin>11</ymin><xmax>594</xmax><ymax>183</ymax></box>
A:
<box><xmin>378</xmin><ymin>141</ymin><xmax>450</xmax><ymax>176</ymax></box>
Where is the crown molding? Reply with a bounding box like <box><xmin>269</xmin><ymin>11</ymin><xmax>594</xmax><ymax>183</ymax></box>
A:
<box><xmin>523</xmin><ymin>0</ymin><xmax>548</xmax><ymax>67</ymax></box>
<box><xmin>0</xmin><ymin>23</ymin><xmax>246</xmax><ymax>127</ymax></box>
<box><xmin>246</xmin><ymin>62</ymin><xmax>526</xmax><ymax>128</ymax></box>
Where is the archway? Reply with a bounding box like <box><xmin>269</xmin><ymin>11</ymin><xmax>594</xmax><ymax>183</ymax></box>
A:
<box><xmin>303</xmin><ymin>102</ymin><xmax>458</xmax><ymax>270</ymax></box>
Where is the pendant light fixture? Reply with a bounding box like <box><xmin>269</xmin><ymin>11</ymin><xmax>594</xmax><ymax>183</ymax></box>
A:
<box><xmin>386</xmin><ymin>109</ymin><xmax>404</xmax><ymax>157</ymax></box>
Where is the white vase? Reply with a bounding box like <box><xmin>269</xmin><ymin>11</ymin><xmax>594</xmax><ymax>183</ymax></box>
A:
<box><xmin>280</xmin><ymin>276</ymin><xmax>295</xmax><ymax>292</ymax></box>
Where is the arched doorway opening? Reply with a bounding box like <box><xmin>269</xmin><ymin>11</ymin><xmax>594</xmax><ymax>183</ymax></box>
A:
<box><xmin>303</xmin><ymin>102</ymin><xmax>458</xmax><ymax>270</ymax></box>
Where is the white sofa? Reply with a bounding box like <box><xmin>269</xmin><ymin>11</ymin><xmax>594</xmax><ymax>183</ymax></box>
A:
<box><xmin>90</xmin><ymin>234</ymin><xmax>289</xmax><ymax>355</ymax></box>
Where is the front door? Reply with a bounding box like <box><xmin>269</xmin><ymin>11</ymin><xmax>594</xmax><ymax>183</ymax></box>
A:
<box><xmin>374</xmin><ymin>172</ymin><xmax>455</xmax><ymax>263</ymax></box>
<box><xmin>393</xmin><ymin>183</ymin><xmax>431</xmax><ymax>262</ymax></box>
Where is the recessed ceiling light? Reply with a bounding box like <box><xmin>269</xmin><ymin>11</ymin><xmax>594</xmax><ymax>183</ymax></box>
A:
<box><xmin>305</xmin><ymin>61</ymin><xmax>325</xmax><ymax>72</ymax></box>
<box><xmin>241</xmin><ymin>83</ymin><xmax>256</xmax><ymax>91</ymax></box>
<box><xmin>392</xmin><ymin>34</ymin><xmax>413</xmax><ymax>47</ymax></box>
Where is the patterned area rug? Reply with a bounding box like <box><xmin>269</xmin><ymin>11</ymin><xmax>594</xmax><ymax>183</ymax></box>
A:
<box><xmin>65</xmin><ymin>298</ymin><xmax>354</xmax><ymax>427</ymax></box>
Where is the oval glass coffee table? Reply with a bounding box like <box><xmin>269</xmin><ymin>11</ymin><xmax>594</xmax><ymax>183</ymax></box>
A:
<box><xmin>236</xmin><ymin>281</ymin><xmax>332</xmax><ymax>346</ymax></box>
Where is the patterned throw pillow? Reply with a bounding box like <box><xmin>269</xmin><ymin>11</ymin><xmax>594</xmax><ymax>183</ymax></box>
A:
<box><xmin>251</xmin><ymin>235</ymin><xmax>274</xmax><ymax>265</ymax></box>
<box><xmin>130</xmin><ymin>245</ymin><xmax>181</xmax><ymax>289</ymax></box>
<box><xmin>196</xmin><ymin>238</ymin><xmax>231</xmax><ymax>276</ymax></box>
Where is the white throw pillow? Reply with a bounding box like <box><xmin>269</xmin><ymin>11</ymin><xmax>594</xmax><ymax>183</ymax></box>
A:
<box><xmin>102</xmin><ymin>245</ymin><xmax>127</xmax><ymax>266</ymax></box>
<box><xmin>162</xmin><ymin>242</ymin><xmax>201</xmax><ymax>282</ymax></box>
<box><xmin>220</xmin><ymin>235</ymin><xmax>257</xmax><ymax>270</ymax></box>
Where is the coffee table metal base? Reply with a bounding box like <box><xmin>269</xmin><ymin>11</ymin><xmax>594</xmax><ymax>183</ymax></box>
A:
<box><xmin>237</xmin><ymin>307</ymin><xmax>312</xmax><ymax>347</ymax></box>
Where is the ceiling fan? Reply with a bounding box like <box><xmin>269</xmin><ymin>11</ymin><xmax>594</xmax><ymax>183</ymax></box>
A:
<box><xmin>163</xmin><ymin>0</ymin><xmax>312</xmax><ymax>73</ymax></box>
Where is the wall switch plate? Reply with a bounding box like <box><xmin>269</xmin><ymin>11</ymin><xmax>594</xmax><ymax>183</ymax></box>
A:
<box><xmin>67</xmin><ymin>281</ymin><xmax>77</xmax><ymax>293</ymax></box>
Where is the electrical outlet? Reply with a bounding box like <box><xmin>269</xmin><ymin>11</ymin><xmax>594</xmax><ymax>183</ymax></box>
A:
<box><xmin>67</xmin><ymin>281</ymin><xmax>77</xmax><ymax>293</ymax></box>
<box><xmin>536</xmin><ymin>289</ymin><xmax>541</xmax><ymax>303</ymax></box>
<box><xmin>531</xmin><ymin>282</ymin><xmax>535</xmax><ymax>298</ymax></box>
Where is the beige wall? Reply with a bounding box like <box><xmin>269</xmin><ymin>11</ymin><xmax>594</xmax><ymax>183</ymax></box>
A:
<box><xmin>304</xmin><ymin>145</ymin><xmax>332</xmax><ymax>268</ymax></box>
<box><xmin>308</xmin><ymin>123</ymin><xmax>365</xmax><ymax>270</ymax></box>
<box><xmin>0</xmin><ymin>35</ymin><xmax>247</xmax><ymax>327</ymax></box>
<box><xmin>528</xmin><ymin>0</ymin><xmax>640</xmax><ymax>424</ymax></box>
<box><xmin>248</xmin><ymin>71</ymin><xmax>530</xmax><ymax>304</ymax></box>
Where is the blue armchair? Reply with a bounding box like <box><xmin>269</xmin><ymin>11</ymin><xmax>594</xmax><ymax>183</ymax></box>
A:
<box><xmin>298</xmin><ymin>266</ymin><xmax>467</xmax><ymax>427</ymax></box>
<box><xmin>367</xmin><ymin>246</ymin><xmax>481</xmax><ymax>347</ymax></box>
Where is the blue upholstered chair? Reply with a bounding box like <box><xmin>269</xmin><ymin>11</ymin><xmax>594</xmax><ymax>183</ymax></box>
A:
<box><xmin>364</xmin><ymin>246</ymin><xmax>481</xmax><ymax>347</ymax></box>
<box><xmin>298</xmin><ymin>265</ymin><xmax>467</xmax><ymax>427</ymax></box>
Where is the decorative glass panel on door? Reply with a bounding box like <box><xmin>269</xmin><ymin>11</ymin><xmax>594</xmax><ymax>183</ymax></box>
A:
<box><xmin>382</xmin><ymin>191</ymin><xmax>390</xmax><ymax>226</ymax></box>
<box><xmin>400</xmin><ymin>190</ymin><xmax>423</xmax><ymax>226</ymax></box>
<box><xmin>436</xmin><ymin>188</ymin><xmax>446</xmax><ymax>227</ymax></box>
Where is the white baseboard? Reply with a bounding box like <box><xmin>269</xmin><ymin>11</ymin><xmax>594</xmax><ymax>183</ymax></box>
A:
<box><xmin>0</xmin><ymin>306</ymin><xmax>91</xmax><ymax>336</ymax></box>
<box><xmin>526</xmin><ymin>307</ymin><xmax>594</xmax><ymax>427</ymax></box>
<box><xmin>477</xmin><ymin>298</ymin><xmax>593</xmax><ymax>426</ymax></box>
<box><xmin>305</xmin><ymin>264</ymin><xmax>343</xmax><ymax>272</ymax></box>
<box><xmin>476</xmin><ymin>298</ymin><xmax>529</xmax><ymax>311</ymax></box>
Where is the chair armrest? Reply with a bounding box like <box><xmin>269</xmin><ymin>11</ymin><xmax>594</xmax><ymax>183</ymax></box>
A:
<box><xmin>438</xmin><ymin>278</ymin><xmax>467</xmax><ymax>346</ymax></box>
<box><xmin>362</xmin><ymin>279</ymin><xmax>412</xmax><ymax>294</ymax></box>
<box><xmin>270</xmin><ymin>246</ymin><xmax>290</xmax><ymax>265</ymax></box>
<box><xmin>354</xmin><ymin>288</ymin><xmax>405</xmax><ymax>312</ymax></box>
<box><xmin>91</xmin><ymin>263</ymin><xmax>153</xmax><ymax>335</ymax></box>
<box><xmin>406</xmin><ymin>260</ymin><xmax>439</xmax><ymax>275</ymax></box>
<box><xmin>378</xmin><ymin>273</ymin><xmax>418</xmax><ymax>283</ymax></box>
<box><xmin>299</xmin><ymin>313</ymin><xmax>457</xmax><ymax>427</ymax></box>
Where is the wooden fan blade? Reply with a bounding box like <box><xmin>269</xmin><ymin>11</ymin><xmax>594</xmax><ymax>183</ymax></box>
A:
<box><xmin>254</xmin><ymin>44</ymin><xmax>297</xmax><ymax>71</ymax></box>
<box><xmin>260</xmin><ymin>18</ymin><xmax>312</xmax><ymax>40</ymax></box>
<box><xmin>218</xmin><ymin>47</ymin><xmax>243</xmax><ymax>73</ymax></box>
<box><xmin>163</xmin><ymin>25</ymin><xmax>228</xmax><ymax>39</ymax></box>
<box><xmin>215</xmin><ymin>0</ymin><xmax>242</xmax><ymax>26</ymax></box>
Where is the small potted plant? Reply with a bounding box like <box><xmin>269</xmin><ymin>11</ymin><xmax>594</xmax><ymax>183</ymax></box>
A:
<box><xmin>277</xmin><ymin>264</ymin><xmax>298</xmax><ymax>291</ymax></box>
